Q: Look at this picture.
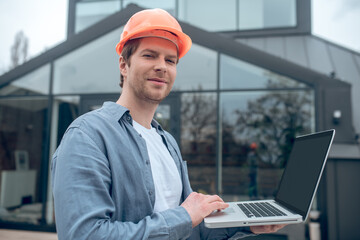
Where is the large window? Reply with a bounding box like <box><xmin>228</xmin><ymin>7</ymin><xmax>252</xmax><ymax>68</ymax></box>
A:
<box><xmin>0</xmin><ymin>65</ymin><xmax>50</xmax><ymax>96</ymax></box>
<box><xmin>220</xmin><ymin>91</ymin><xmax>314</xmax><ymax>201</ymax></box>
<box><xmin>175</xmin><ymin>44</ymin><xmax>217</xmax><ymax>91</ymax></box>
<box><xmin>239</xmin><ymin>0</ymin><xmax>296</xmax><ymax>30</ymax></box>
<box><xmin>178</xmin><ymin>0</ymin><xmax>296</xmax><ymax>32</ymax></box>
<box><xmin>75</xmin><ymin>0</ymin><xmax>176</xmax><ymax>34</ymax></box>
<box><xmin>73</xmin><ymin>0</ymin><xmax>298</xmax><ymax>36</ymax></box>
<box><xmin>219</xmin><ymin>53</ymin><xmax>314</xmax><ymax>200</ymax></box>
<box><xmin>75</xmin><ymin>0</ymin><xmax>121</xmax><ymax>33</ymax></box>
<box><xmin>0</xmin><ymin>97</ymin><xmax>49</xmax><ymax>225</ymax></box>
<box><xmin>53</xmin><ymin>28</ymin><xmax>122</xmax><ymax>94</ymax></box>
<box><xmin>220</xmin><ymin>54</ymin><xmax>307</xmax><ymax>89</ymax></box>
<box><xmin>171</xmin><ymin>51</ymin><xmax>315</xmax><ymax>200</ymax></box>
<box><xmin>178</xmin><ymin>0</ymin><xmax>237</xmax><ymax>31</ymax></box>
<box><xmin>180</xmin><ymin>93</ymin><xmax>217</xmax><ymax>194</ymax></box>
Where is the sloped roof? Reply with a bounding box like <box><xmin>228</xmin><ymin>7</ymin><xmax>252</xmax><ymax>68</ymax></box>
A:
<box><xmin>0</xmin><ymin>4</ymin><xmax>350</xmax><ymax>93</ymax></box>
<box><xmin>237</xmin><ymin>35</ymin><xmax>360</xmax><ymax>134</ymax></box>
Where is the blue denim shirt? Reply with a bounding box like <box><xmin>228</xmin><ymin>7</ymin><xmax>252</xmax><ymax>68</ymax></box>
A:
<box><xmin>51</xmin><ymin>102</ymin><xmax>253</xmax><ymax>240</ymax></box>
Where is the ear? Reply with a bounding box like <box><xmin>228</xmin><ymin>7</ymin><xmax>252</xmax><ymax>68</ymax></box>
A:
<box><xmin>119</xmin><ymin>56</ymin><xmax>127</xmax><ymax>79</ymax></box>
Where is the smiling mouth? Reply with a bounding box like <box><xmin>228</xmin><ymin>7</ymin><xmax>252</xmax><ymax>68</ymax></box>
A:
<box><xmin>148</xmin><ymin>78</ymin><xmax>167</xmax><ymax>84</ymax></box>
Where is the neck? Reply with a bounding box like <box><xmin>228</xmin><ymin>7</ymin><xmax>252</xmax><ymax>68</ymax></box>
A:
<box><xmin>116</xmin><ymin>92</ymin><xmax>158</xmax><ymax>129</ymax></box>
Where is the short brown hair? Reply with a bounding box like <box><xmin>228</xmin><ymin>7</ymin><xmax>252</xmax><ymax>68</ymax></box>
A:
<box><xmin>119</xmin><ymin>39</ymin><xmax>141</xmax><ymax>88</ymax></box>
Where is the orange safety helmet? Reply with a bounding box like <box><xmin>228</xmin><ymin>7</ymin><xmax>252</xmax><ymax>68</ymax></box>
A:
<box><xmin>115</xmin><ymin>8</ymin><xmax>192</xmax><ymax>59</ymax></box>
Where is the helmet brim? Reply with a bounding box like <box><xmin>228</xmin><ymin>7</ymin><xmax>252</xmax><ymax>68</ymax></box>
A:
<box><xmin>116</xmin><ymin>26</ymin><xmax>192</xmax><ymax>59</ymax></box>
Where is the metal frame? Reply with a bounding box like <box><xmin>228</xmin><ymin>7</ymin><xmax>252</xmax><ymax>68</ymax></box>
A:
<box><xmin>224</xmin><ymin>0</ymin><xmax>311</xmax><ymax>38</ymax></box>
<box><xmin>67</xmin><ymin>0</ymin><xmax>311</xmax><ymax>39</ymax></box>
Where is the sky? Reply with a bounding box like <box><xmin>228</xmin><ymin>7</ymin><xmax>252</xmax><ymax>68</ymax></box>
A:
<box><xmin>0</xmin><ymin>0</ymin><xmax>360</xmax><ymax>75</ymax></box>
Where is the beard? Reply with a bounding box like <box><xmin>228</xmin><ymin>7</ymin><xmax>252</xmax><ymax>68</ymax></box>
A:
<box><xmin>132</xmin><ymin>82</ymin><xmax>172</xmax><ymax>105</ymax></box>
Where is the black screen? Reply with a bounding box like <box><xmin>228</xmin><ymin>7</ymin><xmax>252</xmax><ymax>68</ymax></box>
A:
<box><xmin>275</xmin><ymin>130</ymin><xmax>334</xmax><ymax>216</ymax></box>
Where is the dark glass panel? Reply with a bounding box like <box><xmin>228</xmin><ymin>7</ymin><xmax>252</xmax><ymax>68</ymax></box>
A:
<box><xmin>221</xmin><ymin>90</ymin><xmax>314</xmax><ymax>200</ymax></box>
<box><xmin>180</xmin><ymin>93</ymin><xmax>217</xmax><ymax>194</ymax></box>
<box><xmin>0</xmin><ymin>97</ymin><xmax>48</xmax><ymax>225</ymax></box>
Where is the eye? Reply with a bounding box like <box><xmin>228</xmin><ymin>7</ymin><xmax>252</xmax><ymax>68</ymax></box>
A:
<box><xmin>143</xmin><ymin>54</ymin><xmax>154</xmax><ymax>58</ymax></box>
<box><xmin>166</xmin><ymin>59</ymin><xmax>176</xmax><ymax>64</ymax></box>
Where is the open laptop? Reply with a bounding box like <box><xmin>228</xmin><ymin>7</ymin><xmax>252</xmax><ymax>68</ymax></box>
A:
<box><xmin>204</xmin><ymin>129</ymin><xmax>335</xmax><ymax>228</ymax></box>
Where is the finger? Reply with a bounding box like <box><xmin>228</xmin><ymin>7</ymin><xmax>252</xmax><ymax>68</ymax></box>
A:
<box><xmin>251</xmin><ymin>225</ymin><xmax>274</xmax><ymax>234</ymax></box>
<box><xmin>267</xmin><ymin>224</ymin><xmax>286</xmax><ymax>232</ymax></box>
<box><xmin>206</xmin><ymin>195</ymin><xmax>225</xmax><ymax>203</ymax></box>
<box><xmin>274</xmin><ymin>224</ymin><xmax>287</xmax><ymax>231</ymax></box>
<box><xmin>264</xmin><ymin>225</ymin><xmax>273</xmax><ymax>232</ymax></box>
<box><xmin>209</xmin><ymin>201</ymin><xmax>229</xmax><ymax>211</ymax></box>
<box><xmin>269</xmin><ymin>225</ymin><xmax>278</xmax><ymax>232</ymax></box>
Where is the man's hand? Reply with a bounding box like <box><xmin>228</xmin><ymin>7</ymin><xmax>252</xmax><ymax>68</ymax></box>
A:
<box><xmin>181</xmin><ymin>192</ymin><xmax>229</xmax><ymax>228</ymax></box>
<box><xmin>250</xmin><ymin>224</ymin><xmax>287</xmax><ymax>234</ymax></box>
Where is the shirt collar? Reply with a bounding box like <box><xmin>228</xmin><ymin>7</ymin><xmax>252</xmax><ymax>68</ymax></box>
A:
<box><xmin>102</xmin><ymin>101</ymin><xmax>129</xmax><ymax>120</ymax></box>
<box><xmin>151</xmin><ymin>118</ymin><xmax>164</xmax><ymax>133</ymax></box>
<box><xmin>102</xmin><ymin>101</ymin><xmax>165</xmax><ymax>133</ymax></box>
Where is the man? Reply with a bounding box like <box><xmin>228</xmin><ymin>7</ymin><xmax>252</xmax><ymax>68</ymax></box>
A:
<box><xmin>51</xmin><ymin>8</ymin><xmax>285</xmax><ymax>239</ymax></box>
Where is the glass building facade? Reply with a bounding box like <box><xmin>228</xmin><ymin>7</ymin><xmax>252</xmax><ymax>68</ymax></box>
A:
<box><xmin>73</xmin><ymin>0</ymin><xmax>297</xmax><ymax>34</ymax></box>
<box><xmin>3</xmin><ymin>1</ymin><xmax>359</xmax><ymax>238</ymax></box>
<box><xmin>0</xmin><ymin>16</ymin><xmax>315</xmax><ymax>227</ymax></box>
<box><xmin>0</xmin><ymin>65</ymin><xmax>51</xmax><ymax>225</ymax></box>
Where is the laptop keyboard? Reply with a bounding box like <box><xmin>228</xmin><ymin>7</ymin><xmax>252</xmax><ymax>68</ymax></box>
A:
<box><xmin>238</xmin><ymin>202</ymin><xmax>287</xmax><ymax>218</ymax></box>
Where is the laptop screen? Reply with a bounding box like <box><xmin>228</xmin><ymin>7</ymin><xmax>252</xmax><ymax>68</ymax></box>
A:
<box><xmin>275</xmin><ymin>129</ymin><xmax>334</xmax><ymax>218</ymax></box>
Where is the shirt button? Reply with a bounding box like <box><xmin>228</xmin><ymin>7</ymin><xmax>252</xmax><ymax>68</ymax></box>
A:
<box><xmin>149</xmin><ymin>191</ymin><xmax>153</xmax><ymax>195</ymax></box>
<box><xmin>146</xmin><ymin>160</ymin><xmax>150</xmax><ymax>165</ymax></box>
<box><xmin>126</xmin><ymin>116</ymin><xmax>131</xmax><ymax>121</ymax></box>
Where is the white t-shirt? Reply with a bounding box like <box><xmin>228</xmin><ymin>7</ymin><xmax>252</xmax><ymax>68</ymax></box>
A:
<box><xmin>133</xmin><ymin>120</ymin><xmax>183</xmax><ymax>213</ymax></box>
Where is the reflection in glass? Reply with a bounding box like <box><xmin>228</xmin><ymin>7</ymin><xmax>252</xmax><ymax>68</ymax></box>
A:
<box><xmin>75</xmin><ymin>0</ymin><xmax>121</xmax><ymax>33</ymax></box>
<box><xmin>0</xmin><ymin>65</ymin><xmax>50</xmax><ymax>96</ymax></box>
<box><xmin>53</xmin><ymin>28</ymin><xmax>122</xmax><ymax>94</ymax></box>
<box><xmin>180</xmin><ymin>93</ymin><xmax>217</xmax><ymax>194</ymax></box>
<box><xmin>0</xmin><ymin>97</ymin><xmax>48</xmax><ymax>224</ymax></box>
<box><xmin>175</xmin><ymin>44</ymin><xmax>217</xmax><ymax>91</ymax></box>
<box><xmin>178</xmin><ymin>0</ymin><xmax>236</xmax><ymax>31</ymax></box>
<box><xmin>55</xmin><ymin>96</ymin><xmax>80</xmax><ymax>146</ymax></box>
<box><xmin>239</xmin><ymin>0</ymin><xmax>296</xmax><ymax>30</ymax></box>
<box><xmin>46</xmin><ymin>96</ymin><xmax>80</xmax><ymax>224</ymax></box>
<box><xmin>221</xmin><ymin>90</ymin><xmax>314</xmax><ymax>200</ymax></box>
<box><xmin>155</xmin><ymin>104</ymin><xmax>170</xmax><ymax>131</ymax></box>
<box><xmin>220</xmin><ymin>54</ymin><xmax>308</xmax><ymax>89</ymax></box>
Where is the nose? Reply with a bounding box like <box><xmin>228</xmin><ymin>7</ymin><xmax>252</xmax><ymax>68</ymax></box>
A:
<box><xmin>154</xmin><ymin>58</ymin><xmax>167</xmax><ymax>73</ymax></box>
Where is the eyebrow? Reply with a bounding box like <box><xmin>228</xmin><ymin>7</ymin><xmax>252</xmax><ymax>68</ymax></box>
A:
<box><xmin>140</xmin><ymin>49</ymin><xmax>178</xmax><ymax>60</ymax></box>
